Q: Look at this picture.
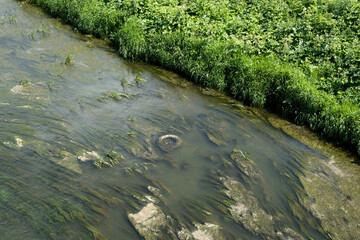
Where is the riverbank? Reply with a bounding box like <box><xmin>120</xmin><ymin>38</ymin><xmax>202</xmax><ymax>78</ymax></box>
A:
<box><xmin>22</xmin><ymin>0</ymin><xmax>360</xmax><ymax>157</ymax></box>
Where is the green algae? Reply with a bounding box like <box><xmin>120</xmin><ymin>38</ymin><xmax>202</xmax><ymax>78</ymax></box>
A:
<box><xmin>178</xmin><ymin>199</ymin><xmax>214</xmax><ymax>224</ymax></box>
<box><xmin>93</xmin><ymin>158</ymin><xmax>115</xmax><ymax>168</ymax></box>
<box><xmin>100</xmin><ymin>91</ymin><xmax>132</xmax><ymax>101</ymax></box>
<box><xmin>135</xmin><ymin>73</ymin><xmax>147</xmax><ymax>87</ymax></box>
<box><xmin>106</xmin><ymin>150</ymin><xmax>123</xmax><ymax>161</ymax></box>
<box><xmin>295</xmin><ymin>155</ymin><xmax>360</xmax><ymax>240</ymax></box>
<box><xmin>0</xmin><ymin>165</ymin><xmax>119</xmax><ymax>239</ymax></box>
<box><xmin>0</xmin><ymin>188</ymin><xmax>12</xmax><ymax>201</ymax></box>
<box><xmin>249</xmin><ymin>109</ymin><xmax>360</xmax><ymax>239</ymax></box>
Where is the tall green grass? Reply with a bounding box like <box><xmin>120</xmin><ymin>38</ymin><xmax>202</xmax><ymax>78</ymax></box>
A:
<box><xmin>23</xmin><ymin>0</ymin><xmax>360</xmax><ymax>156</ymax></box>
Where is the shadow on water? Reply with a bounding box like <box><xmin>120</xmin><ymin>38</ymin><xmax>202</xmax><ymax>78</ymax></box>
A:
<box><xmin>0</xmin><ymin>0</ymin><xmax>359</xmax><ymax>239</ymax></box>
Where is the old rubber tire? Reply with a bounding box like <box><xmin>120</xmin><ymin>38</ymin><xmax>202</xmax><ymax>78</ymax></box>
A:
<box><xmin>157</xmin><ymin>134</ymin><xmax>182</xmax><ymax>152</ymax></box>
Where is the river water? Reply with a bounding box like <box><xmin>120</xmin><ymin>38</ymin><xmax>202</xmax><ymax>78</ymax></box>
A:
<box><xmin>1</xmin><ymin>1</ymin><xmax>359</xmax><ymax>239</ymax></box>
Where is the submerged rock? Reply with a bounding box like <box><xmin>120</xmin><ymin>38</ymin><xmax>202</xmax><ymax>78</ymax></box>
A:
<box><xmin>197</xmin><ymin>114</ymin><xmax>227</xmax><ymax>146</ymax></box>
<box><xmin>3</xmin><ymin>136</ymin><xmax>23</xmax><ymax>149</ymax></box>
<box><xmin>128</xmin><ymin>188</ymin><xmax>226</xmax><ymax>240</ymax></box>
<box><xmin>204</xmin><ymin>131</ymin><xmax>225</xmax><ymax>146</ymax></box>
<box><xmin>57</xmin><ymin>150</ymin><xmax>82</xmax><ymax>174</ymax></box>
<box><xmin>177</xmin><ymin>227</ymin><xmax>193</xmax><ymax>240</ymax></box>
<box><xmin>10</xmin><ymin>83</ymin><xmax>50</xmax><ymax>104</ymax></box>
<box><xmin>129</xmin><ymin>204</ymin><xmax>225</xmax><ymax>240</ymax></box>
<box><xmin>230</xmin><ymin>149</ymin><xmax>262</xmax><ymax>182</ymax></box>
<box><xmin>191</xmin><ymin>223</ymin><xmax>223</xmax><ymax>240</ymax></box>
<box><xmin>10</xmin><ymin>85</ymin><xmax>28</xmax><ymax>95</ymax></box>
<box><xmin>77</xmin><ymin>150</ymin><xmax>102</xmax><ymax>162</ymax></box>
<box><xmin>15</xmin><ymin>137</ymin><xmax>23</xmax><ymax>147</ymax></box>
<box><xmin>147</xmin><ymin>186</ymin><xmax>166</xmax><ymax>203</ymax></box>
<box><xmin>77</xmin><ymin>150</ymin><xmax>120</xmax><ymax>169</ymax></box>
<box><xmin>128</xmin><ymin>203</ymin><xmax>169</xmax><ymax>240</ymax></box>
<box><xmin>221</xmin><ymin>176</ymin><xmax>276</xmax><ymax>238</ymax></box>
<box><xmin>219</xmin><ymin>174</ymin><xmax>303</xmax><ymax>239</ymax></box>
<box><xmin>177</xmin><ymin>223</ymin><xmax>224</xmax><ymax>240</ymax></box>
<box><xmin>276</xmin><ymin>228</ymin><xmax>305</xmax><ymax>240</ymax></box>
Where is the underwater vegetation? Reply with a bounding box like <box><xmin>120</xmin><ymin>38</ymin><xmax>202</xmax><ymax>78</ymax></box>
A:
<box><xmin>98</xmin><ymin>91</ymin><xmax>132</xmax><ymax>102</ymax></box>
<box><xmin>22</xmin><ymin>0</ymin><xmax>360</xmax><ymax>157</ymax></box>
<box><xmin>0</xmin><ymin>146</ymin><xmax>123</xmax><ymax>239</ymax></box>
<box><xmin>64</xmin><ymin>54</ymin><xmax>74</xmax><ymax>65</ymax></box>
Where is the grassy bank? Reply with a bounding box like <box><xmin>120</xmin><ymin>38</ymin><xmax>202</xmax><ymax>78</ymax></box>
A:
<box><xmin>24</xmin><ymin>0</ymin><xmax>360</xmax><ymax>156</ymax></box>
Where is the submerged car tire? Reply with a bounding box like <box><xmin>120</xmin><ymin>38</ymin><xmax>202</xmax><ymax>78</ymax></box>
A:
<box><xmin>157</xmin><ymin>134</ymin><xmax>183</xmax><ymax>152</ymax></box>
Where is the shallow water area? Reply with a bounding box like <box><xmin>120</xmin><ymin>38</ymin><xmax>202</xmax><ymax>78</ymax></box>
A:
<box><xmin>1</xmin><ymin>1</ymin><xmax>360</xmax><ymax>239</ymax></box>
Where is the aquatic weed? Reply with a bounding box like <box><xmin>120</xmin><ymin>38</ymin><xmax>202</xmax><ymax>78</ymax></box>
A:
<box><xmin>46</xmin><ymin>82</ymin><xmax>58</xmax><ymax>90</ymax></box>
<box><xmin>100</xmin><ymin>91</ymin><xmax>131</xmax><ymax>101</ymax></box>
<box><xmin>140</xmin><ymin>162</ymin><xmax>155</xmax><ymax>170</ymax></box>
<box><xmin>37</xmin><ymin>23</ymin><xmax>50</xmax><ymax>36</ymax></box>
<box><xmin>8</xmin><ymin>14</ymin><xmax>17</xmax><ymax>24</ymax></box>
<box><xmin>222</xmin><ymin>160</ymin><xmax>230</xmax><ymax>168</ymax></box>
<box><xmin>19</xmin><ymin>79</ymin><xmax>30</xmax><ymax>85</ymax></box>
<box><xmin>29</xmin><ymin>30</ymin><xmax>35</xmax><ymax>40</ymax></box>
<box><xmin>121</xmin><ymin>78</ymin><xmax>129</xmax><ymax>91</ymax></box>
<box><xmin>127</xmin><ymin>132</ymin><xmax>136</xmax><ymax>137</ymax></box>
<box><xmin>93</xmin><ymin>159</ymin><xmax>112</xmax><ymax>168</ymax></box>
<box><xmin>64</xmin><ymin>54</ymin><xmax>74</xmax><ymax>65</ymax></box>
<box><xmin>232</xmin><ymin>149</ymin><xmax>250</xmax><ymax>161</ymax></box>
<box><xmin>135</xmin><ymin>71</ymin><xmax>147</xmax><ymax>86</ymax></box>
<box><xmin>106</xmin><ymin>150</ymin><xmax>123</xmax><ymax>162</ymax></box>
<box><xmin>55</xmin><ymin>20</ymin><xmax>61</xmax><ymax>29</ymax></box>
<box><xmin>127</xmin><ymin>115</ymin><xmax>135</xmax><ymax>122</ymax></box>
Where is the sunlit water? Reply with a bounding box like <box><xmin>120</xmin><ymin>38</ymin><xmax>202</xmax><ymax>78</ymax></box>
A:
<box><xmin>1</xmin><ymin>1</ymin><xmax>359</xmax><ymax>240</ymax></box>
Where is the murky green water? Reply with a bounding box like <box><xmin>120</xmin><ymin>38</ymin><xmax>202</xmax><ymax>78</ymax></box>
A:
<box><xmin>1</xmin><ymin>1</ymin><xmax>360</xmax><ymax>239</ymax></box>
